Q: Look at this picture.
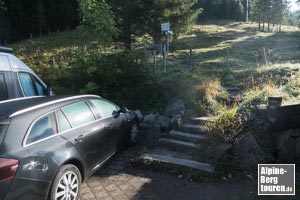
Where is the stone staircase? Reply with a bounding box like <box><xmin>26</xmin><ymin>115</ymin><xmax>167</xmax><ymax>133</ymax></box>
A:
<box><xmin>140</xmin><ymin>117</ymin><xmax>216</xmax><ymax>173</ymax></box>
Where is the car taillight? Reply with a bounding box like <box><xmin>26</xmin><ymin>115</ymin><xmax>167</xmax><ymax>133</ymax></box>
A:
<box><xmin>0</xmin><ymin>158</ymin><xmax>19</xmax><ymax>183</ymax></box>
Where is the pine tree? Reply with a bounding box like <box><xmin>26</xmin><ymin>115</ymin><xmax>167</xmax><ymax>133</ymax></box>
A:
<box><xmin>252</xmin><ymin>0</ymin><xmax>288</xmax><ymax>32</ymax></box>
<box><xmin>252</xmin><ymin>0</ymin><xmax>269</xmax><ymax>31</ymax></box>
<box><xmin>0</xmin><ymin>0</ymin><xmax>7</xmax><ymax>44</ymax></box>
<box><xmin>109</xmin><ymin>0</ymin><xmax>145</xmax><ymax>48</ymax></box>
<box><xmin>78</xmin><ymin>0</ymin><xmax>117</xmax><ymax>44</ymax></box>
<box><xmin>142</xmin><ymin>0</ymin><xmax>202</xmax><ymax>44</ymax></box>
<box><xmin>6</xmin><ymin>0</ymin><xmax>27</xmax><ymax>40</ymax></box>
<box><xmin>32</xmin><ymin>0</ymin><xmax>46</xmax><ymax>37</ymax></box>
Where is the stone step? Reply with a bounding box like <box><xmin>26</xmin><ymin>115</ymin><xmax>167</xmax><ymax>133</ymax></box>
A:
<box><xmin>168</xmin><ymin>130</ymin><xmax>207</xmax><ymax>143</ymax></box>
<box><xmin>159</xmin><ymin>138</ymin><xmax>202</xmax><ymax>152</ymax></box>
<box><xmin>180</xmin><ymin>123</ymin><xmax>207</xmax><ymax>134</ymax></box>
<box><xmin>192</xmin><ymin>116</ymin><xmax>214</xmax><ymax>125</ymax></box>
<box><xmin>140</xmin><ymin>153</ymin><xmax>215</xmax><ymax>173</ymax></box>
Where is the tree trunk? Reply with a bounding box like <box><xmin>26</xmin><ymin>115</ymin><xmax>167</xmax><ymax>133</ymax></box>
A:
<box><xmin>245</xmin><ymin>0</ymin><xmax>249</xmax><ymax>22</ymax></box>
<box><xmin>123</xmin><ymin>23</ymin><xmax>132</xmax><ymax>49</ymax></box>
<box><xmin>39</xmin><ymin>25</ymin><xmax>42</xmax><ymax>37</ymax></box>
<box><xmin>279</xmin><ymin>22</ymin><xmax>282</xmax><ymax>32</ymax></box>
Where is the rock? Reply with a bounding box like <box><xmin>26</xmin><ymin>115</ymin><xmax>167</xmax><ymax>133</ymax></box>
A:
<box><xmin>215</xmin><ymin>143</ymin><xmax>233</xmax><ymax>159</ymax></box>
<box><xmin>278</xmin><ymin>134</ymin><xmax>300</xmax><ymax>161</ymax></box>
<box><xmin>133</xmin><ymin>110</ymin><xmax>143</xmax><ymax>122</ymax></box>
<box><xmin>156</xmin><ymin>115</ymin><xmax>171</xmax><ymax>131</ymax></box>
<box><xmin>139</xmin><ymin>123</ymin><xmax>161</xmax><ymax>147</ymax></box>
<box><xmin>143</xmin><ymin>114</ymin><xmax>158</xmax><ymax>124</ymax></box>
<box><xmin>143</xmin><ymin>114</ymin><xmax>171</xmax><ymax>131</ymax></box>
<box><xmin>233</xmin><ymin>132</ymin><xmax>266</xmax><ymax>168</ymax></box>
<box><xmin>170</xmin><ymin>114</ymin><xmax>183</xmax><ymax>129</ymax></box>
<box><xmin>163</xmin><ymin>99</ymin><xmax>186</xmax><ymax>118</ymax></box>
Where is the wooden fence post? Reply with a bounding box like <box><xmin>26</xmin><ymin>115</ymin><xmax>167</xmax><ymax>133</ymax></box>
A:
<box><xmin>153</xmin><ymin>50</ymin><xmax>157</xmax><ymax>73</ymax></box>
<box><xmin>263</xmin><ymin>47</ymin><xmax>268</xmax><ymax>65</ymax></box>
<box><xmin>189</xmin><ymin>48</ymin><xmax>193</xmax><ymax>70</ymax></box>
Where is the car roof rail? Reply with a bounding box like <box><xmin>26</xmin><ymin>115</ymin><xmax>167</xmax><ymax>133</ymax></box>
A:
<box><xmin>0</xmin><ymin>46</ymin><xmax>13</xmax><ymax>54</ymax></box>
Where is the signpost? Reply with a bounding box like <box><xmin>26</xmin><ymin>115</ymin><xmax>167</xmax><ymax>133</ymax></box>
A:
<box><xmin>161</xmin><ymin>23</ymin><xmax>170</xmax><ymax>32</ymax></box>
<box><xmin>161</xmin><ymin>22</ymin><xmax>172</xmax><ymax>71</ymax></box>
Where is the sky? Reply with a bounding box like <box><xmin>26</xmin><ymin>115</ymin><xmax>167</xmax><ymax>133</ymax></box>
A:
<box><xmin>290</xmin><ymin>0</ymin><xmax>300</xmax><ymax>12</ymax></box>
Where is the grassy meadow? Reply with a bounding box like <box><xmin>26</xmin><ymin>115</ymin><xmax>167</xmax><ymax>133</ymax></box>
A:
<box><xmin>10</xmin><ymin>20</ymin><xmax>300</xmax><ymax>115</ymax></box>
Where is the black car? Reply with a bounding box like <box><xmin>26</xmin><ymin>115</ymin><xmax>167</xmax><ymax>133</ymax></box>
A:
<box><xmin>0</xmin><ymin>95</ymin><xmax>139</xmax><ymax>200</ymax></box>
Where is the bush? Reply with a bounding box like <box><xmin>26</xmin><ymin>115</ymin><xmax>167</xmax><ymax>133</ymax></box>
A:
<box><xmin>49</xmin><ymin>49</ymin><xmax>163</xmax><ymax>111</ymax></box>
<box><xmin>205</xmin><ymin>107</ymin><xmax>244</xmax><ymax>143</ymax></box>
<box><xmin>197</xmin><ymin>78</ymin><xmax>229</xmax><ymax>116</ymax></box>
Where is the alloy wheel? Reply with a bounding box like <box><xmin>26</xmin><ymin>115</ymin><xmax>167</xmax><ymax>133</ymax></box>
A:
<box><xmin>55</xmin><ymin>171</ymin><xmax>79</xmax><ymax>200</ymax></box>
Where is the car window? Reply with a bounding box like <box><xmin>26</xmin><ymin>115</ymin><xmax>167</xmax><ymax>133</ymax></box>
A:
<box><xmin>26</xmin><ymin>113</ymin><xmax>55</xmax><ymax>144</ymax></box>
<box><xmin>19</xmin><ymin>72</ymin><xmax>36</xmax><ymax>96</ymax></box>
<box><xmin>0</xmin><ymin>73</ymin><xmax>8</xmax><ymax>101</ymax></box>
<box><xmin>91</xmin><ymin>99</ymin><xmax>118</xmax><ymax>118</ymax></box>
<box><xmin>61</xmin><ymin>101</ymin><xmax>95</xmax><ymax>128</ymax></box>
<box><xmin>57</xmin><ymin>110</ymin><xmax>72</xmax><ymax>132</ymax></box>
<box><xmin>33</xmin><ymin>77</ymin><xmax>46</xmax><ymax>96</ymax></box>
<box><xmin>0</xmin><ymin>55</ymin><xmax>10</xmax><ymax>70</ymax></box>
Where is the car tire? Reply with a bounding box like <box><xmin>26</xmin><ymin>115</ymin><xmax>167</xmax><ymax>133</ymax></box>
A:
<box><xmin>49</xmin><ymin>164</ymin><xmax>82</xmax><ymax>200</ymax></box>
<box><xmin>129</xmin><ymin>121</ymin><xmax>139</xmax><ymax>146</ymax></box>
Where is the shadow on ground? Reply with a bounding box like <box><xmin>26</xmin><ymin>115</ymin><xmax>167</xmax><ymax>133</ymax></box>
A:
<box><xmin>79</xmin><ymin>146</ymin><xmax>297</xmax><ymax>200</ymax></box>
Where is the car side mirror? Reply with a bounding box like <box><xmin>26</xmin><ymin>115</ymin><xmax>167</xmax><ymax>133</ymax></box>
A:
<box><xmin>47</xmin><ymin>86</ymin><xmax>55</xmax><ymax>96</ymax></box>
<box><xmin>119</xmin><ymin>106</ymin><xmax>129</xmax><ymax>113</ymax></box>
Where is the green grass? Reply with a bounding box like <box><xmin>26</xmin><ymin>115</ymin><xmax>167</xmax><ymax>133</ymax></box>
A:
<box><xmin>171</xmin><ymin>20</ymin><xmax>300</xmax><ymax>70</ymax></box>
<box><xmin>9</xmin><ymin>20</ymin><xmax>300</xmax><ymax>111</ymax></box>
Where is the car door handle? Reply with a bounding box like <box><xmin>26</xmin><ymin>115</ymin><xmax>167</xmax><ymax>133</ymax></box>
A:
<box><xmin>75</xmin><ymin>135</ymin><xmax>85</xmax><ymax>142</ymax></box>
<box><xmin>106</xmin><ymin>124</ymin><xmax>113</xmax><ymax>130</ymax></box>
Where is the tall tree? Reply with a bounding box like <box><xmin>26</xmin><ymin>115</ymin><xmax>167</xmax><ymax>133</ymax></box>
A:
<box><xmin>32</xmin><ymin>0</ymin><xmax>46</xmax><ymax>37</ymax></box>
<box><xmin>0</xmin><ymin>0</ymin><xmax>7</xmax><ymax>44</ymax></box>
<box><xmin>110</xmin><ymin>0</ymin><xmax>201</xmax><ymax>46</ymax></box>
<box><xmin>196</xmin><ymin>0</ymin><xmax>245</xmax><ymax>21</ymax></box>
<box><xmin>245</xmin><ymin>0</ymin><xmax>249</xmax><ymax>21</ymax></box>
<box><xmin>252</xmin><ymin>0</ymin><xmax>288</xmax><ymax>32</ymax></box>
<box><xmin>6</xmin><ymin>0</ymin><xmax>27</xmax><ymax>41</ymax></box>
<box><xmin>143</xmin><ymin>0</ymin><xmax>202</xmax><ymax>44</ymax></box>
<box><xmin>78</xmin><ymin>0</ymin><xmax>118</xmax><ymax>44</ymax></box>
<box><xmin>109</xmin><ymin>0</ymin><xmax>145</xmax><ymax>48</ymax></box>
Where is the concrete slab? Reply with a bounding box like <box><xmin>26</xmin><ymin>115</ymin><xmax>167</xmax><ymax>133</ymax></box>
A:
<box><xmin>192</xmin><ymin>116</ymin><xmax>214</xmax><ymax>124</ymax></box>
<box><xmin>140</xmin><ymin>153</ymin><xmax>215</xmax><ymax>173</ymax></box>
<box><xmin>169</xmin><ymin>129</ymin><xmax>207</xmax><ymax>143</ymax></box>
<box><xmin>181</xmin><ymin>124</ymin><xmax>206</xmax><ymax>134</ymax></box>
<box><xmin>159</xmin><ymin>138</ymin><xmax>201</xmax><ymax>152</ymax></box>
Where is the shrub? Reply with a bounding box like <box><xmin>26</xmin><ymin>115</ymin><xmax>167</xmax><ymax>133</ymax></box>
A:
<box><xmin>197</xmin><ymin>78</ymin><xmax>229</xmax><ymax>116</ymax></box>
<box><xmin>205</xmin><ymin>107</ymin><xmax>244</xmax><ymax>144</ymax></box>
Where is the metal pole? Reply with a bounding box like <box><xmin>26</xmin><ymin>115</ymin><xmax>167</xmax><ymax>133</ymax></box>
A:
<box><xmin>163</xmin><ymin>44</ymin><xmax>167</xmax><ymax>72</ymax></box>
<box><xmin>153</xmin><ymin>50</ymin><xmax>157</xmax><ymax>73</ymax></box>
<box><xmin>189</xmin><ymin>48</ymin><xmax>193</xmax><ymax>70</ymax></box>
<box><xmin>166</xmin><ymin>32</ymin><xmax>169</xmax><ymax>67</ymax></box>
<box><xmin>166</xmin><ymin>32</ymin><xmax>169</xmax><ymax>54</ymax></box>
